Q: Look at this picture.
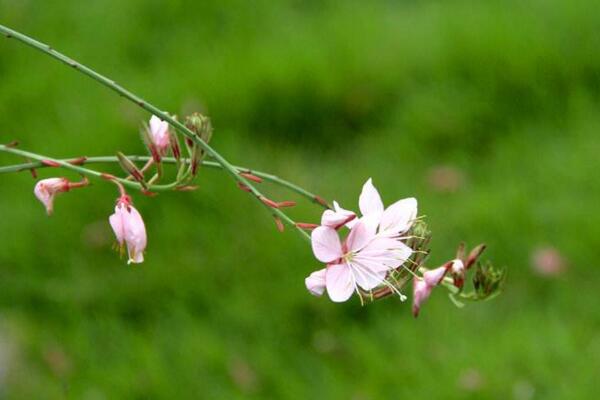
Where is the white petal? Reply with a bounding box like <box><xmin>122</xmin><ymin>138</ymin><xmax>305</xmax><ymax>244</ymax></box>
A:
<box><xmin>311</xmin><ymin>226</ymin><xmax>343</xmax><ymax>263</ymax></box>
<box><xmin>350</xmin><ymin>262</ymin><xmax>387</xmax><ymax>291</ymax></box>
<box><xmin>358</xmin><ymin>178</ymin><xmax>384</xmax><ymax>217</ymax></box>
<box><xmin>346</xmin><ymin>216</ymin><xmax>378</xmax><ymax>253</ymax></box>
<box><xmin>305</xmin><ymin>268</ymin><xmax>327</xmax><ymax>296</ymax></box>
<box><xmin>325</xmin><ymin>263</ymin><xmax>355</xmax><ymax>302</ymax></box>
<box><xmin>379</xmin><ymin>197</ymin><xmax>418</xmax><ymax>234</ymax></box>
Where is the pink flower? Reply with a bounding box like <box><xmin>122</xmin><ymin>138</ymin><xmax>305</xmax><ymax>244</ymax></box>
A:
<box><xmin>109</xmin><ymin>195</ymin><xmax>147</xmax><ymax>264</ymax></box>
<box><xmin>412</xmin><ymin>264</ymin><xmax>450</xmax><ymax>317</ymax></box>
<box><xmin>148</xmin><ymin>115</ymin><xmax>171</xmax><ymax>156</ymax></box>
<box><xmin>33</xmin><ymin>178</ymin><xmax>69</xmax><ymax>215</ymax></box>
<box><xmin>306</xmin><ymin>216</ymin><xmax>413</xmax><ymax>302</ymax></box>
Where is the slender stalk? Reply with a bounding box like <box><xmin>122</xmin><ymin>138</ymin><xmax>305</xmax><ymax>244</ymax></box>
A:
<box><xmin>0</xmin><ymin>152</ymin><xmax>326</xmax><ymax>206</ymax></box>
<box><xmin>0</xmin><ymin>24</ymin><xmax>312</xmax><ymax>240</ymax></box>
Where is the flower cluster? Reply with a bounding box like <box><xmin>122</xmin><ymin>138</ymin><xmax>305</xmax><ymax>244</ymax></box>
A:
<box><xmin>304</xmin><ymin>179</ymin><xmax>505</xmax><ymax>316</ymax></box>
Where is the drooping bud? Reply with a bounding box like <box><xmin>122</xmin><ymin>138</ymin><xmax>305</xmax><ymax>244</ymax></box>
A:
<box><xmin>108</xmin><ymin>195</ymin><xmax>147</xmax><ymax>264</ymax></box>
<box><xmin>412</xmin><ymin>263</ymin><xmax>450</xmax><ymax>317</ymax></box>
<box><xmin>33</xmin><ymin>177</ymin><xmax>70</xmax><ymax>215</ymax></box>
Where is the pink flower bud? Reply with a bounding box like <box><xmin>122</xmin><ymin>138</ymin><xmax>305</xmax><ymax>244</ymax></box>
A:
<box><xmin>413</xmin><ymin>264</ymin><xmax>450</xmax><ymax>317</ymax></box>
<box><xmin>33</xmin><ymin>178</ymin><xmax>69</xmax><ymax>215</ymax></box>
<box><xmin>148</xmin><ymin>115</ymin><xmax>171</xmax><ymax>156</ymax></box>
<box><xmin>109</xmin><ymin>195</ymin><xmax>147</xmax><ymax>264</ymax></box>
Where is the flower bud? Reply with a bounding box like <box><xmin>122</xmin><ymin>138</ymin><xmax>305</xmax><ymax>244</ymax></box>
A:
<box><xmin>412</xmin><ymin>264</ymin><xmax>450</xmax><ymax>317</ymax></box>
<box><xmin>33</xmin><ymin>178</ymin><xmax>70</xmax><ymax>215</ymax></box>
<box><xmin>185</xmin><ymin>112</ymin><xmax>213</xmax><ymax>143</ymax></box>
<box><xmin>148</xmin><ymin>115</ymin><xmax>171</xmax><ymax>156</ymax></box>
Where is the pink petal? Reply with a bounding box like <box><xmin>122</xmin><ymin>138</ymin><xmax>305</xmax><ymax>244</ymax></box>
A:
<box><xmin>311</xmin><ymin>226</ymin><xmax>343</xmax><ymax>263</ymax></box>
<box><xmin>412</xmin><ymin>278</ymin><xmax>432</xmax><ymax>317</ymax></box>
<box><xmin>305</xmin><ymin>268</ymin><xmax>327</xmax><ymax>296</ymax></box>
<box><xmin>379</xmin><ymin>197</ymin><xmax>418</xmax><ymax>234</ymax></box>
<box><xmin>325</xmin><ymin>263</ymin><xmax>355</xmax><ymax>302</ymax></box>
<box><xmin>359</xmin><ymin>178</ymin><xmax>384</xmax><ymax>217</ymax></box>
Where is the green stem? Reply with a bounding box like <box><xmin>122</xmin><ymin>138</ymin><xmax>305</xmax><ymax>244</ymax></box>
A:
<box><xmin>0</xmin><ymin>152</ymin><xmax>325</xmax><ymax>206</ymax></box>
<box><xmin>0</xmin><ymin>24</ymin><xmax>312</xmax><ymax>241</ymax></box>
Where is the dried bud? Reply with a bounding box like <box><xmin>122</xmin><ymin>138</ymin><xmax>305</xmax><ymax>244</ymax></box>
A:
<box><xmin>472</xmin><ymin>262</ymin><xmax>506</xmax><ymax>300</ymax></box>
<box><xmin>33</xmin><ymin>178</ymin><xmax>70</xmax><ymax>215</ymax></box>
<box><xmin>449</xmin><ymin>259</ymin><xmax>466</xmax><ymax>289</ymax></box>
<box><xmin>116</xmin><ymin>152</ymin><xmax>146</xmax><ymax>188</ymax></box>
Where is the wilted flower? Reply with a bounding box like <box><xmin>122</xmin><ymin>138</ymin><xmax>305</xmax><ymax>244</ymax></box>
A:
<box><xmin>148</xmin><ymin>115</ymin><xmax>171</xmax><ymax>157</ymax></box>
<box><xmin>450</xmin><ymin>258</ymin><xmax>466</xmax><ymax>288</ymax></box>
<box><xmin>307</xmin><ymin>216</ymin><xmax>413</xmax><ymax>302</ymax></box>
<box><xmin>33</xmin><ymin>177</ymin><xmax>70</xmax><ymax>215</ymax></box>
<box><xmin>412</xmin><ymin>263</ymin><xmax>450</xmax><ymax>317</ymax></box>
<box><xmin>109</xmin><ymin>195</ymin><xmax>147</xmax><ymax>264</ymax></box>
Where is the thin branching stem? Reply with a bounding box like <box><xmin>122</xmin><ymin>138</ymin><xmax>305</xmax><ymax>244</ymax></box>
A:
<box><xmin>0</xmin><ymin>24</ymin><xmax>317</xmax><ymax>241</ymax></box>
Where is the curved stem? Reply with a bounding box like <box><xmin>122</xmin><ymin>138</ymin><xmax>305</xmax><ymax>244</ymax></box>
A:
<box><xmin>0</xmin><ymin>152</ymin><xmax>327</xmax><ymax>207</ymax></box>
<box><xmin>0</xmin><ymin>24</ymin><xmax>314</xmax><ymax>241</ymax></box>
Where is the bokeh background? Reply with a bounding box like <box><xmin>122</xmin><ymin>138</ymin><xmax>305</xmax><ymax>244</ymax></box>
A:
<box><xmin>1</xmin><ymin>0</ymin><xmax>599</xmax><ymax>398</ymax></box>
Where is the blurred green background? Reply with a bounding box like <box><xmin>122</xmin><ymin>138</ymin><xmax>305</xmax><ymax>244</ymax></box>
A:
<box><xmin>1</xmin><ymin>0</ymin><xmax>599</xmax><ymax>398</ymax></box>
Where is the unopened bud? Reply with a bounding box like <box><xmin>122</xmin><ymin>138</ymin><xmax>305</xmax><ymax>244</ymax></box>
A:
<box><xmin>296</xmin><ymin>222</ymin><xmax>319</xmax><ymax>230</ymax></box>
<box><xmin>277</xmin><ymin>200</ymin><xmax>296</xmax><ymax>208</ymax></box>
<box><xmin>239</xmin><ymin>171</ymin><xmax>263</xmax><ymax>183</ymax></box>
<box><xmin>260</xmin><ymin>196</ymin><xmax>279</xmax><ymax>209</ymax></box>
<box><xmin>274</xmin><ymin>216</ymin><xmax>285</xmax><ymax>232</ymax></box>
<box><xmin>466</xmin><ymin>244</ymin><xmax>487</xmax><ymax>269</ymax></box>
<box><xmin>41</xmin><ymin>159</ymin><xmax>61</xmax><ymax>167</ymax></box>
<box><xmin>185</xmin><ymin>112</ymin><xmax>213</xmax><ymax>143</ymax></box>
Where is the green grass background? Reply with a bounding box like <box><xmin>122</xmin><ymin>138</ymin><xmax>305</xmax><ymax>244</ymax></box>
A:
<box><xmin>1</xmin><ymin>0</ymin><xmax>599</xmax><ymax>398</ymax></box>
